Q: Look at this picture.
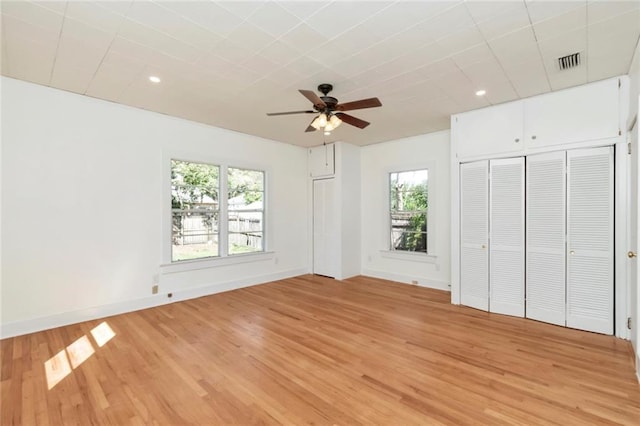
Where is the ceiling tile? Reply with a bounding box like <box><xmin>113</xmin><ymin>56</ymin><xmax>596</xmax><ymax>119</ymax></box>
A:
<box><xmin>64</xmin><ymin>1</ymin><xmax>123</xmax><ymax>34</ymax></box>
<box><xmin>245</xmin><ymin>2</ymin><xmax>301</xmax><ymax>38</ymax></box>
<box><xmin>279</xmin><ymin>24</ymin><xmax>328</xmax><ymax>53</ymax></box>
<box><xmin>117</xmin><ymin>18</ymin><xmax>201</xmax><ymax>63</ymax></box>
<box><xmin>587</xmin><ymin>0</ymin><xmax>640</xmax><ymax>24</ymax></box>
<box><xmin>532</xmin><ymin>6</ymin><xmax>587</xmax><ymax>41</ymax></box>
<box><xmin>500</xmin><ymin>55</ymin><xmax>551</xmax><ymax>98</ymax></box>
<box><xmin>225</xmin><ymin>23</ymin><xmax>275</xmax><ymax>54</ymax></box>
<box><xmin>461</xmin><ymin>59</ymin><xmax>510</xmax><ymax>87</ymax></box>
<box><xmin>31</xmin><ymin>1</ymin><xmax>67</xmax><ymax>15</ymax></box>
<box><xmin>217</xmin><ymin>0</ymin><xmax>265</xmax><ymax>17</ymax></box>
<box><xmin>306</xmin><ymin>39</ymin><xmax>357</xmax><ymax>67</ymax></box>
<box><xmin>1</xmin><ymin>13</ymin><xmax>60</xmax><ymax>51</ymax></box>
<box><xmin>407</xmin><ymin>58</ymin><xmax>461</xmax><ymax>83</ymax></box>
<box><xmin>51</xmin><ymin>61</ymin><xmax>94</xmax><ymax>94</ymax></box>
<box><xmin>258</xmin><ymin>40</ymin><xmax>302</xmax><ymax>65</ymax></box>
<box><xmin>420</xmin><ymin>3</ymin><xmax>476</xmax><ymax>40</ymax></box>
<box><xmin>475</xmin><ymin>6</ymin><xmax>531</xmax><ymax>41</ymax></box>
<box><xmin>587</xmin><ymin>9</ymin><xmax>640</xmax><ymax>41</ymax></box>
<box><xmin>451</xmin><ymin>43</ymin><xmax>495</xmax><ymax>69</ymax></box>
<box><xmin>465</xmin><ymin>0</ymin><xmax>526</xmax><ymax>24</ymax></box>
<box><xmin>537</xmin><ymin>27</ymin><xmax>587</xmax><ymax>62</ymax></box>
<box><xmin>61</xmin><ymin>17</ymin><xmax>114</xmax><ymax>50</ymax></box>
<box><xmin>194</xmin><ymin>52</ymin><xmax>236</xmax><ymax>76</ymax></box>
<box><xmin>1</xmin><ymin>1</ymin><xmax>64</xmax><ymax>31</ymax></box>
<box><xmin>435</xmin><ymin>26</ymin><xmax>485</xmax><ymax>56</ymax></box>
<box><xmin>488</xmin><ymin>26</ymin><xmax>539</xmax><ymax>64</ymax></box>
<box><xmin>276</xmin><ymin>1</ymin><xmax>329</xmax><ymax>21</ymax></box>
<box><xmin>3</xmin><ymin>37</ymin><xmax>55</xmax><ymax>86</ymax></box>
<box><xmin>305</xmin><ymin>1</ymin><xmax>392</xmax><ymax>39</ymax></box>
<box><xmin>525</xmin><ymin>0</ymin><xmax>585</xmax><ymax>24</ymax></box>
<box><xmin>126</xmin><ymin>1</ymin><xmax>222</xmax><ymax>50</ymax></box>
<box><xmin>93</xmin><ymin>0</ymin><xmax>133</xmax><ymax>16</ymax></box>
<box><xmin>160</xmin><ymin>1</ymin><xmax>243</xmax><ymax>37</ymax></box>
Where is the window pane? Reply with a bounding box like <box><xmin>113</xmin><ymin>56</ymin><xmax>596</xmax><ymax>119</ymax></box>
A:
<box><xmin>172</xmin><ymin>211</ymin><xmax>219</xmax><ymax>261</ymax></box>
<box><xmin>391</xmin><ymin>232</ymin><xmax>428</xmax><ymax>252</ymax></box>
<box><xmin>171</xmin><ymin>160</ymin><xmax>219</xmax><ymax>209</ymax></box>
<box><xmin>390</xmin><ymin>169</ymin><xmax>428</xmax><ymax>253</ymax></box>
<box><xmin>227</xmin><ymin>167</ymin><xmax>265</xmax><ymax>255</ymax></box>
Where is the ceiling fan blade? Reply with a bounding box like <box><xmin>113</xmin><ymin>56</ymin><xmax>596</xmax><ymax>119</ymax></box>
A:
<box><xmin>299</xmin><ymin>89</ymin><xmax>326</xmax><ymax>109</ymax></box>
<box><xmin>336</xmin><ymin>97</ymin><xmax>382</xmax><ymax>112</ymax></box>
<box><xmin>336</xmin><ymin>112</ymin><xmax>370</xmax><ymax>129</ymax></box>
<box><xmin>305</xmin><ymin>118</ymin><xmax>317</xmax><ymax>133</ymax></box>
<box><xmin>266</xmin><ymin>110</ymin><xmax>315</xmax><ymax>116</ymax></box>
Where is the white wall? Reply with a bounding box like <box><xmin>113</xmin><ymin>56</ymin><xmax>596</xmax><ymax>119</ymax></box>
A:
<box><xmin>629</xmin><ymin>39</ymin><xmax>640</xmax><ymax>378</ymax></box>
<box><xmin>1</xmin><ymin>77</ymin><xmax>308</xmax><ymax>337</ymax></box>
<box><xmin>360</xmin><ymin>130</ymin><xmax>451</xmax><ymax>290</ymax></box>
<box><xmin>336</xmin><ymin>142</ymin><xmax>361</xmax><ymax>279</ymax></box>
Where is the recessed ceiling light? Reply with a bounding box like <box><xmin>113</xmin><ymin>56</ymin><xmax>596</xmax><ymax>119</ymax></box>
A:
<box><xmin>149</xmin><ymin>76</ymin><xmax>161</xmax><ymax>83</ymax></box>
<box><xmin>475</xmin><ymin>89</ymin><xmax>486</xmax><ymax>96</ymax></box>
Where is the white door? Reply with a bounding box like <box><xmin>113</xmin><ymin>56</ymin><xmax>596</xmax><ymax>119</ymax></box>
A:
<box><xmin>489</xmin><ymin>158</ymin><xmax>525</xmax><ymax>317</ymax></box>
<box><xmin>526</xmin><ymin>151</ymin><xmax>567</xmax><ymax>326</ymax></box>
<box><xmin>566</xmin><ymin>147</ymin><xmax>614</xmax><ymax>334</ymax></box>
<box><xmin>460</xmin><ymin>161</ymin><xmax>489</xmax><ymax>311</ymax></box>
<box><xmin>313</xmin><ymin>178</ymin><xmax>337</xmax><ymax>278</ymax></box>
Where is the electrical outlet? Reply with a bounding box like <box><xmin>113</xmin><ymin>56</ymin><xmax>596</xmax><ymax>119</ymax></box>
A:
<box><xmin>167</xmin><ymin>293</ymin><xmax>173</xmax><ymax>298</ymax></box>
<box><xmin>152</xmin><ymin>285</ymin><xmax>158</xmax><ymax>294</ymax></box>
<box><xmin>411</xmin><ymin>280</ymin><xmax>418</xmax><ymax>285</ymax></box>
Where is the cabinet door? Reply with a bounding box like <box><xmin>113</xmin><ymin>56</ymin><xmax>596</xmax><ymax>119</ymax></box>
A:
<box><xmin>455</xmin><ymin>102</ymin><xmax>524</xmax><ymax>159</ymax></box>
<box><xmin>460</xmin><ymin>161</ymin><xmax>489</xmax><ymax>311</ymax></box>
<box><xmin>313</xmin><ymin>178</ymin><xmax>338</xmax><ymax>278</ymax></box>
<box><xmin>524</xmin><ymin>78</ymin><xmax>619</xmax><ymax>149</ymax></box>
<box><xmin>489</xmin><ymin>157</ymin><xmax>524</xmax><ymax>317</ymax></box>
<box><xmin>526</xmin><ymin>151</ymin><xmax>567</xmax><ymax>326</ymax></box>
<box><xmin>309</xmin><ymin>144</ymin><xmax>335</xmax><ymax>178</ymax></box>
<box><xmin>566</xmin><ymin>147</ymin><xmax>614</xmax><ymax>335</ymax></box>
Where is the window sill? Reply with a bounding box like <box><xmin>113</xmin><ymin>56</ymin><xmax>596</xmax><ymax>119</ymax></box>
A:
<box><xmin>160</xmin><ymin>251</ymin><xmax>275</xmax><ymax>275</ymax></box>
<box><xmin>379</xmin><ymin>250</ymin><xmax>437</xmax><ymax>264</ymax></box>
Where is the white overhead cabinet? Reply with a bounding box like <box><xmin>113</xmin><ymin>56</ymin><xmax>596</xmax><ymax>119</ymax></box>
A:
<box><xmin>456</xmin><ymin>102</ymin><xmax>523</xmax><ymax>159</ymax></box>
<box><xmin>309</xmin><ymin>144</ymin><xmax>335</xmax><ymax>178</ymax></box>
<box><xmin>525</xmin><ymin>79</ymin><xmax>619</xmax><ymax>150</ymax></box>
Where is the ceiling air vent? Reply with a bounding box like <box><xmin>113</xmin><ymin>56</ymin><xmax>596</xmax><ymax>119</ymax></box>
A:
<box><xmin>557</xmin><ymin>52</ymin><xmax>581</xmax><ymax>70</ymax></box>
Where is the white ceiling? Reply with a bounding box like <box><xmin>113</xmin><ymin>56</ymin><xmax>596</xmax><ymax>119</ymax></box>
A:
<box><xmin>1</xmin><ymin>0</ymin><xmax>639</xmax><ymax>147</ymax></box>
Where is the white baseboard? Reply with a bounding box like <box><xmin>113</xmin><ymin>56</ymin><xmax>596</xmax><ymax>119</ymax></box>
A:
<box><xmin>0</xmin><ymin>268</ymin><xmax>306</xmax><ymax>339</ymax></box>
<box><xmin>361</xmin><ymin>268</ymin><xmax>451</xmax><ymax>292</ymax></box>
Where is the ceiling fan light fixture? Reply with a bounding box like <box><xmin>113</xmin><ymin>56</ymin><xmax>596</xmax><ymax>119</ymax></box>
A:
<box><xmin>311</xmin><ymin>116</ymin><xmax>322</xmax><ymax>130</ymax></box>
<box><xmin>329</xmin><ymin>114</ymin><xmax>342</xmax><ymax>129</ymax></box>
<box><xmin>317</xmin><ymin>113</ymin><xmax>328</xmax><ymax>128</ymax></box>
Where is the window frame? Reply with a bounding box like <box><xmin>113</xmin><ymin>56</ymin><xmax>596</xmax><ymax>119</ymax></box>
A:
<box><xmin>163</xmin><ymin>154</ymin><xmax>270</xmax><ymax>269</ymax></box>
<box><xmin>387</xmin><ymin>166</ymin><xmax>434</xmax><ymax>257</ymax></box>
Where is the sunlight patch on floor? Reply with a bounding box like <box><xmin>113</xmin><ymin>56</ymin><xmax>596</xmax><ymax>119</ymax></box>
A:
<box><xmin>91</xmin><ymin>322</ymin><xmax>116</xmax><ymax>347</ymax></box>
<box><xmin>44</xmin><ymin>349</ymin><xmax>72</xmax><ymax>390</ymax></box>
<box><xmin>44</xmin><ymin>321</ymin><xmax>117</xmax><ymax>390</ymax></box>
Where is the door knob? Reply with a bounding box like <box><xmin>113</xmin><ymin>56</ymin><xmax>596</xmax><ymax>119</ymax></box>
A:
<box><xmin>628</xmin><ymin>251</ymin><xmax>637</xmax><ymax>258</ymax></box>
<box><xmin>481</xmin><ymin>244</ymin><xmax>486</xmax><ymax>249</ymax></box>
<box><xmin>569</xmin><ymin>250</ymin><xmax>575</xmax><ymax>255</ymax></box>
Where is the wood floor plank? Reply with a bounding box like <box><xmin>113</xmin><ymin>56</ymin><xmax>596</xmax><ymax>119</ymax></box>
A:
<box><xmin>1</xmin><ymin>274</ymin><xmax>639</xmax><ymax>425</ymax></box>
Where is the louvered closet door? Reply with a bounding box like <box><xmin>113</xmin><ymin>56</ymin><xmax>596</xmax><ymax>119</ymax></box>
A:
<box><xmin>460</xmin><ymin>161</ymin><xmax>489</xmax><ymax>311</ymax></box>
<box><xmin>489</xmin><ymin>158</ymin><xmax>524</xmax><ymax>317</ymax></box>
<box><xmin>526</xmin><ymin>152</ymin><xmax>567</xmax><ymax>326</ymax></box>
<box><xmin>566</xmin><ymin>147</ymin><xmax>614</xmax><ymax>334</ymax></box>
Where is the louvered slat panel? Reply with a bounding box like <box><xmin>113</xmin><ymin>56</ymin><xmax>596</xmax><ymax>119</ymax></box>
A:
<box><xmin>460</xmin><ymin>161</ymin><xmax>489</xmax><ymax>311</ymax></box>
<box><xmin>489</xmin><ymin>158</ymin><xmax>524</xmax><ymax>317</ymax></box>
<box><xmin>567</xmin><ymin>147</ymin><xmax>613</xmax><ymax>335</ymax></box>
<box><xmin>526</xmin><ymin>152</ymin><xmax>566</xmax><ymax>326</ymax></box>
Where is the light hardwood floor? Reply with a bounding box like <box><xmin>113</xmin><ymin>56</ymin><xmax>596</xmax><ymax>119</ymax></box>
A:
<box><xmin>2</xmin><ymin>275</ymin><xmax>639</xmax><ymax>425</ymax></box>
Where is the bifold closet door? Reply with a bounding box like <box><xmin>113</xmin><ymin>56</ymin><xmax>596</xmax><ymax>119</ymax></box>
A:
<box><xmin>460</xmin><ymin>161</ymin><xmax>489</xmax><ymax>311</ymax></box>
<box><xmin>489</xmin><ymin>158</ymin><xmax>525</xmax><ymax>317</ymax></box>
<box><xmin>566</xmin><ymin>147</ymin><xmax>614</xmax><ymax>334</ymax></box>
<box><xmin>526</xmin><ymin>152</ymin><xmax>567</xmax><ymax>326</ymax></box>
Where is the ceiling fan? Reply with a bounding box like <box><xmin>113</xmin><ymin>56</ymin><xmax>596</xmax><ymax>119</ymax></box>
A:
<box><xmin>266</xmin><ymin>83</ymin><xmax>382</xmax><ymax>133</ymax></box>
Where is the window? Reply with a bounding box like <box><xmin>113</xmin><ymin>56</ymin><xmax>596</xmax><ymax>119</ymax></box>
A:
<box><xmin>389</xmin><ymin>169</ymin><xmax>428</xmax><ymax>253</ymax></box>
<box><xmin>227</xmin><ymin>167</ymin><xmax>264</xmax><ymax>255</ymax></box>
<box><xmin>171</xmin><ymin>160</ymin><xmax>265</xmax><ymax>262</ymax></box>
